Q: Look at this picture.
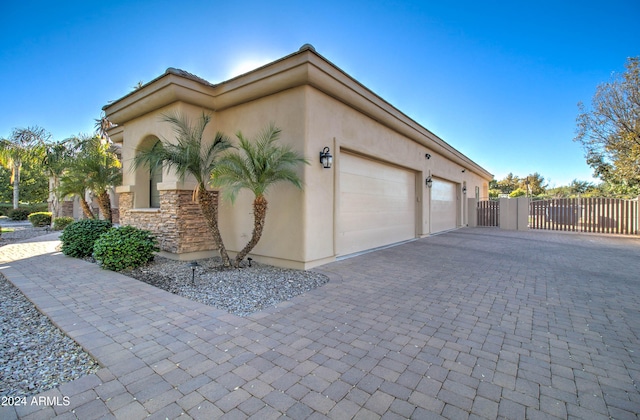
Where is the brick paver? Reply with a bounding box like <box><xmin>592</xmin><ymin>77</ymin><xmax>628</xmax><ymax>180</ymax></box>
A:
<box><xmin>1</xmin><ymin>228</ymin><xmax>639</xmax><ymax>419</ymax></box>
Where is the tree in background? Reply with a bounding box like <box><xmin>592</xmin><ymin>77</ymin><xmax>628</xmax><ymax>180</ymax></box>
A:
<box><xmin>569</xmin><ymin>179</ymin><xmax>594</xmax><ymax>195</ymax></box>
<box><xmin>520</xmin><ymin>172</ymin><xmax>547</xmax><ymax>196</ymax></box>
<box><xmin>43</xmin><ymin>139</ymin><xmax>79</xmax><ymax>218</ymax></box>
<box><xmin>575</xmin><ymin>57</ymin><xmax>640</xmax><ymax>195</ymax></box>
<box><xmin>53</xmin><ymin>136</ymin><xmax>95</xmax><ymax>219</ymax></box>
<box><xmin>488</xmin><ymin>179</ymin><xmax>501</xmax><ymax>199</ymax></box>
<box><xmin>509</xmin><ymin>188</ymin><xmax>526</xmax><ymax>198</ymax></box>
<box><xmin>212</xmin><ymin>124</ymin><xmax>309</xmax><ymax>268</ymax></box>
<box><xmin>0</xmin><ymin>160</ymin><xmax>49</xmax><ymax>204</ymax></box>
<box><xmin>492</xmin><ymin>172</ymin><xmax>547</xmax><ymax>197</ymax></box>
<box><xmin>0</xmin><ymin>126</ymin><xmax>49</xmax><ymax>208</ymax></box>
<box><xmin>496</xmin><ymin>173</ymin><xmax>519</xmax><ymax>195</ymax></box>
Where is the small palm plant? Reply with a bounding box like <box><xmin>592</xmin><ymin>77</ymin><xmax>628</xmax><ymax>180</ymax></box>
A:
<box><xmin>133</xmin><ymin>113</ymin><xmax>234</xmax><ymax>267</ymax></box>
<box><xmin>72</xmin><ymin>136</ymin><xmax>122</xmax><ymax>223</ymax></box>
<box><xmin>212</xmin><ymin>123</ymin><xmax>309</xmax><ymax>268</ymax></box>
<box><xmin>58</xmin><ymin>169</ymin><xmax>95</xmax><ymax>219</ymax></box>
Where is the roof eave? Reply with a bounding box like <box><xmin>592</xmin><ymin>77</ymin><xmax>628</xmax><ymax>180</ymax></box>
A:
<box><xmin>103</xmin><ymin>45</ymin><xmax>493</xmax><ymax>180</ymax></box>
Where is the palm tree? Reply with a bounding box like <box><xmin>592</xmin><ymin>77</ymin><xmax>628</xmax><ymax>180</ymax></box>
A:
<box><xmin>95</xmin><ymin>112</ymin><xmax>116</xmax><ymax>143</ymax></box>
<box><xmin>0</xmin><ymin>126</ymin><xmax>49</xmax><ymax>209</ymax></box>
<box><xmin>80</xmin><ymin>136</ymin><xmax>122</xmax><ymax>222</ymax></box>
<box><xmin>212</xmin><ymin>123</ymin><xmax>309</xmax><ymax>268</ymax></box>
<box><xmin>58</xmin><ymin>169</ymin><xmax>95</xmax><ymax>219</ymax></box>
<box><xmin>43</xmin><ymin>139</ymin><xmax>78</xmax><ymax>218</ymax></box>
<box><xmin>133</xmin><ymin>113</ymin><xmax>234</xmax><ymax>267</ymax></box>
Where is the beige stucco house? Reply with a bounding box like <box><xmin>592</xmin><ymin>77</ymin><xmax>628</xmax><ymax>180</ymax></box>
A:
<box><xmin>104</xmin><ymin>44</ymin><xmax>492</xmax><ymax>269</ymax></box>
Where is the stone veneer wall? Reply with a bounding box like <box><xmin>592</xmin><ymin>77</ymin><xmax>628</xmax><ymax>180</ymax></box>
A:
<box><xmin>60</xmin><ymin>201</ymin><xmax>74</xmax><ymax>218</ymax></box>
<box><xmin>118</xmin><ymin>190</ymin><xmax>216</xmax><ymax>254</ymax></box>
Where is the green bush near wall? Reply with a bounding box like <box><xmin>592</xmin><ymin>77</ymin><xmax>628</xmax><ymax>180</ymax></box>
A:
<box><xmin>93</xmin><ymin>226</ymin><xmax>159</xmax><ymax>271</ymax></box>
<box><xmin>60</xmin><ymin>219</ymin><xmax>112</xmax><ymax>258</ymax></box>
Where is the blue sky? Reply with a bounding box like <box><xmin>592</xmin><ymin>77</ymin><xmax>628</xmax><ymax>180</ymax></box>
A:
<box><xmin>1</xmin><ymin>0</ymin><xmax>638</xmax><ymax>187</ymax></box>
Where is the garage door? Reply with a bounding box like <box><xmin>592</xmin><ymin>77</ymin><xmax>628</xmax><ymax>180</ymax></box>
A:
<box><xmin>430</xmin><ymin>178</ymin><xmax>458</xmax><ymax>233</ymax></box>
<box><xmin>338</xmin><ymin>153</ymin><xmax>416</xmax><ymax>256</ymax></box>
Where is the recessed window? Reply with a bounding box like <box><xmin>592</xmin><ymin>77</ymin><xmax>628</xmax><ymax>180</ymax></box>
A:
<box><xmin>149</xmin><ymin>141</ymin><xmax>163</xmax><ymax>208</ymax></box>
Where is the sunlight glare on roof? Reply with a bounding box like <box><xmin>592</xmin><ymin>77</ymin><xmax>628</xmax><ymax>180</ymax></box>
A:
<box><xmin>226</xmin><ymin>57</ymin><xmax>274</xmax><ymax>79</ymax></box>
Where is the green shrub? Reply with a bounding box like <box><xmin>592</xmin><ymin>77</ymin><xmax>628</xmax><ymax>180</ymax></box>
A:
<box><xmin>60</xmin><ymin>219</ymin><xmax>112</xmax><ymax>258</ymax></box>
<box><xmin>27</xmin><ymin>203</ymin><xmax>49</xmax><ymax>213</ymax></box>
<box><xmin>8</xmin><ymin>208</ymin><xmax>31</xmax><ymax>221</ymax></box>
<box><xmin>28</xmin><ymin>212</ymin><xmax>52</xmax><ymax>227</ymax></box>
<box><xmin>93</xmin><ymin>226</ymin><xmax>159</xmax><ymax>271</ymax></box>
<box><xmin>0</xmin><ymin>203</ymin><xmax>47</xmax><ymax>217</ymax></box>
<box><xmin>53</xmin><ymin>217</ymin><xmax>74</xmax><ymax>231</ymax></box>
<box><xmin>0</xmin><ymin>204</ymin><xmax>12</xmax><ymax>217</ymax></box>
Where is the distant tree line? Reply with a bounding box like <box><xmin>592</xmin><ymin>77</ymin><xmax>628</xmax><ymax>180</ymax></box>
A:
<box><xmin>489</xmin><ymin>173</ymin><xmax>632</xmax><ymax>200</ymax></box>
<box><xmin>0</xmin><ymin>120</ymin><xmax>121</xmax><ymax>222</ymax></box>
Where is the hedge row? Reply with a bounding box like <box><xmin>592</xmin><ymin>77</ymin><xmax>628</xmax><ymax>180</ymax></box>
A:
<box><xmin>0</xmin><ymin>203</ymin><xmax>49</xmax><ymax>219</ymax></box>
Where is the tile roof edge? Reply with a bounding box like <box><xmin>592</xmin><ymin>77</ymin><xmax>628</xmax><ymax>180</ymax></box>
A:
<box><xmin>164</xmin><ymin>67</ymin><xmax>217</xmax><ymax>87</ymax></box>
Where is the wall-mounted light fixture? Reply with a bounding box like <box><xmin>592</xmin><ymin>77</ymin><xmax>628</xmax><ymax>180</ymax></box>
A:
<box><xmin>320</xmin><ymin>147</ymin><xmax>333</xmax><ymax>169</ymax></box>
<box><xmin>462</xmin><ymin>186</ymin><xmax>467</xmax><ymax>194</ymax></box>
<box><xmin>425</xmin><ymin>153</ymin><xmax>431</xmax><ymax>160</ymax></box>
<box><xmin>426</xmin><ymin>176</ymin><xmax>433</xmax><ymax>188</ymax></box>
<box><xmin>461</xmin><ymin>169</ymin><xmax>466</xmax><ymax>173</ymax></box>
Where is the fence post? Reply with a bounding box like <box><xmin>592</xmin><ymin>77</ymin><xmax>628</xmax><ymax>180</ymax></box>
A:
<box><xmin>499</xmin><ymin>198</ymin><xmax>514</xmax><ymax>229</ymax></box>
<box><xmin>637</xmin><ymin>196</ymin><xmax>640</xmax><ymax>234</ymax></box>
<box><xmin>468</xmin><ymin>197</ymin><xmax>478</xmax><ymax>227</ymax></box>
<box><xmin>516</xmin><ymin>196</ymin><xmax>529</xmax><ymax>230</ymax></box>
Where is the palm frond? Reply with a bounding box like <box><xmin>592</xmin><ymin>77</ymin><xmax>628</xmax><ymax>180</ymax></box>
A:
<box><xmin>212</xmin><ymin>124</ymin><xmax>309</xmax><ymax>201</ymax></box>
<box><xmin>133</xmin><ymin>112</ymin><xmax>233</xmax><ymax>190</ymax></box>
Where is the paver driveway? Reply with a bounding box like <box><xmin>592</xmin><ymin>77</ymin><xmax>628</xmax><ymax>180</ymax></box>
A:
<box><xmin>1</xmin><ymin>228</ymin><xmax>639</xmax><ymax>419</ymax></box>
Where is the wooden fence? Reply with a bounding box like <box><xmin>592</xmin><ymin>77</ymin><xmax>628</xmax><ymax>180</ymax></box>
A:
<box><xmin>477</xmin><ymin>200</ymin><xmax>499</xmax><ymax>227</ymax></box>
<box><xmin>529</xmin><ymin>197</ymin><xmax>639</xmax><ymax>235</ymax></box>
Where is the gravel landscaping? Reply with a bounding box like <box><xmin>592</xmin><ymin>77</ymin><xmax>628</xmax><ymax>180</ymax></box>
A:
<box><xmin>0</xmin><ymin>225</ymin><xmax>53</xmax><ymax>246</ymax></box>
<box><xmin>123</xmin><ymin>255</ymin><xmax>330</xmax><ymax>316</ymax></box>
<box><xmin>0</xmin><ymin>273</ymin><xmax>100</xmax><ymax>398</ymax></box>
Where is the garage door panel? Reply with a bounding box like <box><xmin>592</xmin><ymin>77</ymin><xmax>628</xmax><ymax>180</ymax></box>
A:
<box><xmin>431</xmin><ymin>178</ymin><xmax>458</xmax><ymax>233</ymax></box>
<box><xmin>341</xmin><ymin>192</ymin><xmax>413</xmax><ymax>213</ymax></box>
<box><xmin>340</xmin><ymin>208</ymin><xmax>415</xmax><ymax>231</ymax></box>
<box><xmin>342</xmin><ymin>157</ymin><xmax>412</xmax><ymax>183</ymax></box>
<box><xmin>339</xmin><ymin>223</ymin><xmax>415</xmax><ymax>256</ymax></box>
<box><xmin>341</xmin><ymin>172</ymin><xmax>413</xmax><ymax>198</ymax></box>
<box><xmin>338</xmin><ymin>153</ymin><xmax>416</xmax><ymax>256</ymax></box>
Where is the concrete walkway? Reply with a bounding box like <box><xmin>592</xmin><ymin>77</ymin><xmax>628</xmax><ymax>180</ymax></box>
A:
<box><xmin>1</xmin><ymin>228</ymin><xmax>639</xmax><ymax>419</ymax></box>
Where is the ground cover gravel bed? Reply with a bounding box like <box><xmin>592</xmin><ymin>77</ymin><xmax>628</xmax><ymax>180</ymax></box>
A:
<box><xmin>0</xmin><ymin>225</ymin><xmax>52</xmax><ymax>246</ymax></box>
<box><xmin>123</xmin><ymin>256</ymin><xmax>330</xmax><ymax>316</ymax></box>
<box><xmin>0</xmin><ymin>273</ymin><xmax>100</xmax><ymax>398</ymax></box>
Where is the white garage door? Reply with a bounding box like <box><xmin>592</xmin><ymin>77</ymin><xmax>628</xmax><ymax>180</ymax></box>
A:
<box><xmin>338</xmin><ymin>153</ymin><xmax>416</xmax><ymax>256</ymax></box>
<box><xmin>431</xmin><ymin>178</ymin><xmax>458</xmax><ymax>233</ymax></box>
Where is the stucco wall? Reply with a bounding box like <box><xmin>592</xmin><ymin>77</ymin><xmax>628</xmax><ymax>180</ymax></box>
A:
<box><xmin>212</xmin><ymin>88</ymin><xmax>309</xmax><ymax>265</ymax></box>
